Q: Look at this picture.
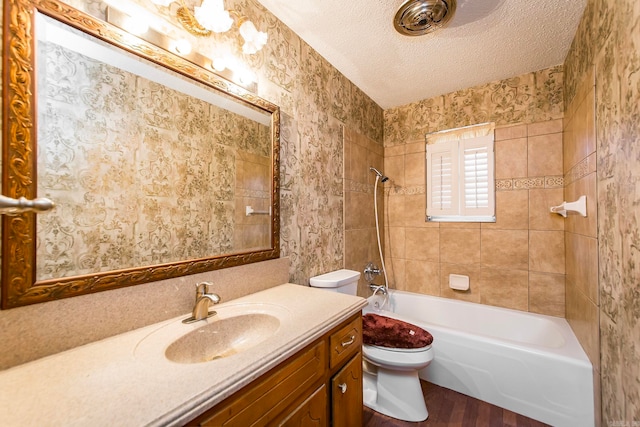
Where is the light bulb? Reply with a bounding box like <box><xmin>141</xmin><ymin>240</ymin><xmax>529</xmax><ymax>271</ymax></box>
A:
<box><xmin>239</xmin><ymin>21</ymin><xmax>267</xmax><ymax>53</ymax></box>
<box><xmin>194</xmin><ymin>0</ymin><xmax>233</xmax><ymax>33</ymax></box>
<box><xmin>121</xmin><ymin>16</ymin><xmax>149</xmax><ymax>35</ymax></box>
<box><xmin>211</xmin><ymin>57</ymin><xmax>227</xmax><ymax>71</ymax></box>
<box><xmin>171</xmin><ymin>39</ymin><xmax>192</xmax><ymax>55</ymax></box>
<box><xmin>236</xmin><ymin>67</ymin><xmax>255</xmax><ymax>85</ymax></box>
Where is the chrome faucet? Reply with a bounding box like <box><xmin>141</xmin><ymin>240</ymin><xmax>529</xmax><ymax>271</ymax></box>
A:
<box><xmin>369</xmin><ymin>284</ymin><xmax>388</xmax><ymax>295</ymax></box>
<box><xmin>183</xmin><ymin>282</ymin><xmax>221</xmax><ymax>324</ymax></box>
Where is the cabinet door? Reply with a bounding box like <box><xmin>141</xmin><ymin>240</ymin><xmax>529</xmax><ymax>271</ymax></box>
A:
<box><xmin>277</xmin><ymin>385</ymin><xmax>327</xmax><ymax>427</ymax></box>
<box><xmin>331</xmin><ymin>352</ymin><xmax>362</xmax><ymax>427</ymax></box>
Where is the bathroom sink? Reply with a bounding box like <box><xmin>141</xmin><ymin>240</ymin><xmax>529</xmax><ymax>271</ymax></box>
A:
<box><xmin>165</xmin><ymin>313</ymin><xmax>280</xmax><ymax>364</ymax></box>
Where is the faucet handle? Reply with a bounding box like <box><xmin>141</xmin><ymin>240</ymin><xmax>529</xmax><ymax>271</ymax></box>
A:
<box><xmin>195</xmin><ymin>281</ymin><xmax>214</xmax><ymax>300</ymax></box>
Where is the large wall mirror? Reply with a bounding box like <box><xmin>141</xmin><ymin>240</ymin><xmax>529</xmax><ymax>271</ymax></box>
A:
<box><xmin>1</xmin><ymin>0</ymin><xmax>280</xmax><ymax>308</ymax></box>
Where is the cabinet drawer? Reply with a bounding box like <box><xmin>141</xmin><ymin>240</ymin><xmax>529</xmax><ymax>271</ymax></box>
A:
<box><xmin>197</xmin><ymin>340</ymin><xmax>326</xmax><ymax>426</ymax></box>
<box><xmin>329</xmin><ymin>315</ymin><xmax>362</xmax><ymax>369</ymax></box>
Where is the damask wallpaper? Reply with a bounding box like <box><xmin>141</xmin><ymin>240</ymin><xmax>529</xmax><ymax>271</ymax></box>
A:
<box><xmin>36</xmin><ymin>40</ymin><xmax>270</xmax><ymax>280</ymax></box>
<box><xmin>564</xmin><ymin>0</ymin><xmax>640</xmax><ymax>423</ymax></box>
<box><xmin>384</xmin><ymin>65</ymin><xmax>563</xmax><ymax>146</ymax></box>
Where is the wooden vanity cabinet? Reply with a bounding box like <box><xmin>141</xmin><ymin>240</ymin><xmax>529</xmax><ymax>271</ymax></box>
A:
<box><xmin>186</xmin><ymin>312</ymin><xmax>362</xmax><ymax>427</ymax></box>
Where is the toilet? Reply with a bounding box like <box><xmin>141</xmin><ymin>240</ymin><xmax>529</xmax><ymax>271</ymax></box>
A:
<box><xmin>309</xmin><ymin>269</ymin><xmax>434</xmax><ymax>422</ymax></box>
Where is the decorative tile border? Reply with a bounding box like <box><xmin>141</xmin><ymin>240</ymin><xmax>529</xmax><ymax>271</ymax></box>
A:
<box><xmin>237</xmin><ymin>189</ymin><xmax>271</xmax><ymax>198</ymax></box>
<box><xmin>380</xmin><ymin>178</ymin><xmax>565</xmax><ymax>194</ymax></box>
<box><xmin>545</xmin><ymin>176</ymin><xmax>564</xmax><ymax>188</ymax></box>
<box><xmin>386</xmin><ymin>185</ymin><xmax>425</xmax><ymax>196</ymax></box>
<box><xmin>344</xmin><ymin>179</ymin><xmax>372</xmax><ymax>194</ymax></box>
<box><xmin>496</xmin><ymin>179</ymin><xmax>514</xmax><ymax>191</ymax></box>
<box><xmin>496</xmin><ymin>176</ymin><xmax>564</xmax><ymax>191</ymax></box>
<box><xmin>564</xmin><ymin>154</ymin><xmax>596</xmax><ymax>186</ymax></box>
<box><xmin>514</xmin><ymin>177</ymin><xmax>545</xmax><ymax>189</ymax></box>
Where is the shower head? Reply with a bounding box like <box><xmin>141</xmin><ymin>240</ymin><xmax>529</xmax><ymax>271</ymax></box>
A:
<box><xmin>369</xmin><ymin>167</ymin><xmax>389</xmax><ymax>183</ymax></box>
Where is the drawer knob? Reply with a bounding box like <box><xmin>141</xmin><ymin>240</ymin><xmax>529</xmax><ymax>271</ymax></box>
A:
<box><xmin>341</xmin><ymin>335</ymin><xmax>355</xmax><ymax>347</ymax></box>
<box><xmin>338</xmin><ymin>383</ymin><xmax>347</xmax><ymax>394</ymax></box>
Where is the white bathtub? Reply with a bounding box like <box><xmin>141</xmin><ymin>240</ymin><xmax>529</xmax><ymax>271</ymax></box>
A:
<box><xmin>365</xmin><ymin>290</ymin><xmax>594</xmax><ymax>427</ymax></box>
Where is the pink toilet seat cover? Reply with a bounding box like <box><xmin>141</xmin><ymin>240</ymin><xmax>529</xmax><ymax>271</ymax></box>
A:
<box><xmin>362</xmin><ymin>313</ymin><xmax>433</xmax><ymax>349</ymax></box>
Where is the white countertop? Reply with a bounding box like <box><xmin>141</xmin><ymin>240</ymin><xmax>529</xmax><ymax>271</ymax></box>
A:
<box><xmin>0</xmin><ymin>284</ymin><xmax>366</xmax><ymax>426</ymax></box>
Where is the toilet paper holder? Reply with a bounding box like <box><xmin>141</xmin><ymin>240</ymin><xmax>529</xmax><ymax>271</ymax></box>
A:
<box><xmin>550</xmin><ymin>195</ymin><xmax>587</xmax><ymax>218</ymax></box>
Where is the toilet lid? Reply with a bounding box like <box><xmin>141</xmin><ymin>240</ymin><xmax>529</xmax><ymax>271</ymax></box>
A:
<box><xmin>362</xmin><ymin>313</ymin><xmax>433</xmax><ymax>349</ymax></box>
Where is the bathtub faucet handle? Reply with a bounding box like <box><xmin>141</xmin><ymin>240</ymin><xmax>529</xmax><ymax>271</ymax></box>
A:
<box><xmin>364</xmin><ymin>262</ymin><xmax>382</xmax><ymax>283</ymax></box>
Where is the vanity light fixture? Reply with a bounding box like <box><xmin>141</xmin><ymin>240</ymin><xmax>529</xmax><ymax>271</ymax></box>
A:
<box><xmin>105</xmin><ymin>6</ymin><xmax>258</xmax><ymax>90</ymax></box>
<box><xmin>151</xmin><ymin>0</ymin><xmax>268</xmax><ymax>55</ymax></box>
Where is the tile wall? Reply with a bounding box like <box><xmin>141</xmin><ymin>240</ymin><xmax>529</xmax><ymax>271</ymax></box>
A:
<box><xmin>564</xmin><ymin>0</ymin><xmax>640</xmax><ymax>424</ymax></box>
<box><xmin>343</xmin><ymin>128</ymin><xmax>385</xmax><ymax>295</ymax></box>
<box><xmin>382</xmin><ymin>68</ymin><xmax>566</xmax><ymax>316</ymax></box>
<box><xmin>563</xmin><ymin>65</ymin><xmax>600</xmax><ymax>421</ymax></box>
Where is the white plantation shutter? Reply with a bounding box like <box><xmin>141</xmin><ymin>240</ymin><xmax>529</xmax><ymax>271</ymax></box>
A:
<box><xmin>426</xmin><ymin>140</ymin><xmax>458</xmax><ymax>216</ymax></box>
<box><xmin>426</xmin><ymin>129</ymin><xmax>495</xmax><ymax>222</ymax></box>
<box><xmin>461</xmin><ymin>135</ymin><xmax>494</xmax><ymax>217</ymax></box>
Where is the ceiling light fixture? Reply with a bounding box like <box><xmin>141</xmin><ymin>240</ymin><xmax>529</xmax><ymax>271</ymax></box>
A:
<box><xmin>151</xmin><ymin>0</ymin><xmax>268</xmax><ymax>54</ymax></box>
<box><xmin>394</xmin><ymin>0</ymin><xmax>457</xmax><ymax>36</ymax></box>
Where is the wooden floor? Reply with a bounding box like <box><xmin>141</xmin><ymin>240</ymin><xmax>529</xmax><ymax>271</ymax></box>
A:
<box><xmin>363</xmin><ymin>381</ymin><xmax>550</xmax><ymax>427</ymax></box>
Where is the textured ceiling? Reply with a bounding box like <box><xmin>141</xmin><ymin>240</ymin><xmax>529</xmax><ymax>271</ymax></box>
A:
<box><xmin>255</xmin><ymin>0</ymin><xmax>587</xmax><ymax>109</ymax></box>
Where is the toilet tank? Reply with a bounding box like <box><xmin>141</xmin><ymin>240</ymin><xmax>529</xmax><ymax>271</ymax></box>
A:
<box><xmin>309</xmin><ymin>269</ymin><xmax>360</xmax><ymax>295</ymax></box>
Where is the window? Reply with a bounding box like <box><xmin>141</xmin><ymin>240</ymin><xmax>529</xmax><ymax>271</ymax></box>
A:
<box><xmin>426</xmin><ymin>123</ymin><xmax>495</xmax><ymax>222</ymax></box>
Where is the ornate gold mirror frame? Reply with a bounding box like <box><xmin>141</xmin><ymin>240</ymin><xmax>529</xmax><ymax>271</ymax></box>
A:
<box><xmin>1</xmin><ymin>0</ymin><xmax>280</xmax><ymax>309</ymax></box>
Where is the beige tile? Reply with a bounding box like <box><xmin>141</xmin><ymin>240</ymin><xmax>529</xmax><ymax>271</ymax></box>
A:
<box><xmin>384</xmin><ymin>155</ymin><xmax>405</xmax><ymax>187</ymax></box>
<box><xmin>564</xmin><ymin>82</ymin><xmax>595</xmax><ymax>170</ymax></box>
<box><xmin>405</xmin><ymin>141</ymin><xmax>425</xmax><ymax>154</ymax></box>
<box><xmin>350</xmin><ymin>141</ymin><xmax>369</xmax><ymax>184</ymax></box>
<box><xmin>529</xmin><ymin>230</ymin><xmax>565</xmax><ymax>274</ymax></box>
<box><xmin>574</xmin><ymin>86</ymin><xmax>596</xmax><ymax>162</ymax></box>
<box><xmin>405</xmin><ymin>260</ymin><xmax>440</xmax><ymax>295</ymax></box>
<box><xmin>528</xmin><ymin>133</ymin><xmax>563</xmax><ymax>177</ymax></box>
<box><xmin>386</xmin><ymin>194</ymin><xmax>406</xmax><ymax>227</ymax></box>
<box><xmin>386</xmin><ymin>226</ymin><xmax>406</xmax><ymax>259</ymax></box>
<box><xmin>482</xmin><ymin>190</ymin><xmax>529</xmax><ymax>230</ymax></box>
<box><xmin>565</xmin><ymin>232</ymin><xmax>599</xmax><ymax>304</ymax></box>
<box><xmin>405</xmin><ymin>152</ymin><xmax>425</xmax><ymax>187</ymax></box>
<box><xmin>404</xmin><ymin>193</ymin><xmax>434</xmax><ymax>228</ymax></box>
<box><xmin>563</xmin><ymin>115</ymin><xmax>577</xmax><ymax>173</ymax></box>
<box><xmin>529</xmin><ymin>188</ymin><xmax>565</xmax><ymax>231</ymax></box>
<box><xmin>479</xmin><ymin>268</ymin><xmax>529</xmax><ymax>311</ymax></box>
<box><xmin>364</xmin><ymin>134</ymin><xmax>384</xmax><ymax>156</ymax></box>
<box><xmin>495</xmin><ymin>138</ymin><xmax>528</xmax><ymax>179</ymax></box>
<box><xmin>345</xmin><ymin>191</ymin><xmax>374</xmax><ymax>230</ymax></box>
<box><xmin>563</xmin><ymin>179</ymin><xmax>577</xmax><ymax>234</ymax></box>
<box><xmin>345</xmin><ymin>228</ymin><xmax>372</xmax><ymax>271</ymax></box>
<box><xmin>494</xmin><ymin>124</ymin><xmax>527</xmax><ymax>141</ymax></box>
<box><xmin>440</xmin><ymin>228</ymin><xmax>481</xmax><ymax>265</ymax></box>
<box><xmin>439</xmin><ymin>263</ymin><xmax>481</xmax><ymax>303</ymax></box>
<box><xmin>566</xmin><ymin>280</ymin><xmax>600</xmax><ymax>369</ymax></box>
<box><xmin>384</xmin><ymin>145</ymin><xmax>404</xmax><ymax>157</ymax></box>
<box><xmin>480</xmin><ymin>229</ymin><xmax>528</xmax><ymax>270</ymax></box>
<box><xmin>572</xmin><ymin>172</ymin><xmax>597</xmax><ymax>238</ymax></box>
<box><xmin>529</xmin><ymin>272</ymin><xmax>565</xmax><ymax>317</ymax></box>
<box><xmin>387</xmin><ymin>258</ymin><xmax>406</xmax><ymax>291</ymax></box>
<box><xmin>439</xmin><ymin>221</ymin><xmax>480</xmax><ymax>229</ymax></box>
<box><xmin>527</xmin><ymin>119</ymin><xmax>563</xmax><ymax>137</ymax></box>
<box><xmin>405</xmin><ymin>228</ymin><xmax>440</xmax><ymax>262</ymax></box>
<box><xmin>343</xmin><ymin>134</ymin><xmax>354</xmax><ymax>181</ymax></box>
